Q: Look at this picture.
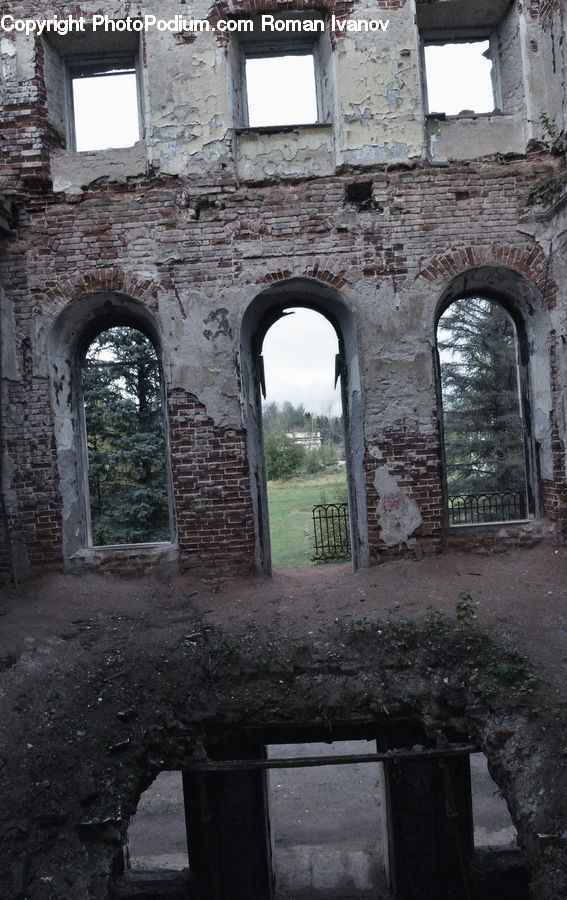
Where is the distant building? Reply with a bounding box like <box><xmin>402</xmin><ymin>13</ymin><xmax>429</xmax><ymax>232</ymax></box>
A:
<box><xmin>286</xmin><ymin>430</ymin><xmax>322</xmax><ymax>451</ymax></box>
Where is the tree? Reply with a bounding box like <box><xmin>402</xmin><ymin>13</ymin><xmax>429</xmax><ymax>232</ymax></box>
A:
<box><xmin>263</xmin><ymin>429</ymin><xmax>305</xmax><ymax>480</ymax></box>
<box><xmin>438</xmin><ymin>298</ymin><xmax>526</xmax><ymax>496</ymax></box>
<box><xmin>82</xmin><ymin>326</ymin><xmax>170</xmax><ymax>545</ymax></box>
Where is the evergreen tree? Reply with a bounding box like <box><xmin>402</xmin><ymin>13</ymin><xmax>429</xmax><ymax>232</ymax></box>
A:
<box><xmin>438</xmin><ymin>298</ymin><xmax>526</xmax><ymax>496</ymax></box>
<box><xmin>82</xmin><ymin>327</ymin><xmax>170</xmax><ymax>545</ymax></box>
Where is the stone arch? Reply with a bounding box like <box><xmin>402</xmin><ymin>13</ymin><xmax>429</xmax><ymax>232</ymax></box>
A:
<box><xmin>433</xmin><ymin>265</ymin><xmax>554</xmax><ymax>522</ymax></box>
<box><xmin>238</xmin><ymin>276</ymin><xmax>368</xmax><ymax>572</ymax></box>
<box><xmin>48</xmin><ymin>291</ymin><xmax>175</xmax><ymax>565</ymax></box>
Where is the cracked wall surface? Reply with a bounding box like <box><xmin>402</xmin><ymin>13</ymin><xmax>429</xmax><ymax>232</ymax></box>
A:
<box><xmin>1</xmin><ymin>0</ymin><xmax>566</xmax><ymax>578</ymax></box>
<box><xmin>0</xmin><ymin>4</ymin><xmax>566</xmax><ymax>897</ymax></box>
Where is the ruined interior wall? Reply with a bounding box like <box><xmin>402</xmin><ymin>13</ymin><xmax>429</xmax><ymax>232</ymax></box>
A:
<box><xmin>0</xmin><ymin>0</ymin><xmax>566</xmax><ymax>577</ymax></box>
<box><xmin>497</xmin><ymin>2</ymin><xmax>526</xmax><ymax>116</ymax></box>
<box><xmin>1</xmin><ymin>156</ymin><xmax>564</xmax><ymax>575</ymax></box>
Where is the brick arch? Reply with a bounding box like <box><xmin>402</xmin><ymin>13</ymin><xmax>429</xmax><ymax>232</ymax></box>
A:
<box><xmin>39</xmin><ymin>268</ymin><xmax>161</xmax><ymax>320</ymax></box>
<box><xmin>417</xmin><ymin>244</ymin><xmax>556</xmax><ymax>308</ymax></box>
<box><xmin>259</xmin><ymin>266</ymin><xmax>347</xmax><ymax>290</ymax></box>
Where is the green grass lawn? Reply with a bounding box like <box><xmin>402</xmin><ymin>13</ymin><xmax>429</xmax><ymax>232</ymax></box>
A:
<box><xmin>267</xmin><ymin>469</ymin><xmax>347</xmax><ymax>568</ymax></box>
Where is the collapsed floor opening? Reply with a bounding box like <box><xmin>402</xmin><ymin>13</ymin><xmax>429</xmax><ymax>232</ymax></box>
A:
<box><xmin>110</xmin><ymin>724</ymin><xmax>527</xmax><ymax>900</ymax></box>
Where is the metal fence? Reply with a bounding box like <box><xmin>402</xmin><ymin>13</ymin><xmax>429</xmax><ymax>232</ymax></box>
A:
<box><xmin>312</xmin><ymin>503</ymin><xmax>351</xmax><ymax>562</ymax></box>
<box><xmin>447</xmin><ymin>491</ymin><xmax>527</xmax><ymax>525</ymax></box>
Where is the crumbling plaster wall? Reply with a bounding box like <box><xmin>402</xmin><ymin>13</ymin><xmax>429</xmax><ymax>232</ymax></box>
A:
<box><xmin>20</xmin><ymin>0</ymin><xmax>551</xmax><ymax>193</ymax></box>
<box><xmin>3</xmin><ymin>0</ymin><xmax>562</xmax><ymax>198</ymax></box>
<box><xmin>334</xmin><ymin>1</ymin><xmax>423</xmax><ymax>165</ymax></box>
<box><xmin>537</xmin><ymin>0</ymin><xmax>567</xmax><ymax>137</ymax></box>
<box><xmin>1</xmin><ymin>0</ymin><xmax>566</xmax><ymax>577</ymax></box>
<box><xmin>2</xmin><ymin>148</ymin><xmax>565</xmax><ymax>577</ymax></box>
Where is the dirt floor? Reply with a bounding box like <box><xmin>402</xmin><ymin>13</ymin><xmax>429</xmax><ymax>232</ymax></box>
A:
<box><xmin>0</xmin><ymin>541</ymin><xmax>565</xmax><ymax>898</ymax></box>
<box><xmin>1</xmin><ymin>542</ymin><xmax>565</xmax><ymax>696</ymax></box>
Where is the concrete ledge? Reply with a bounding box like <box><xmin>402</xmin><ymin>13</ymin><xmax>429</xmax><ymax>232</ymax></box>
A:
<box><xmin>69</xmin><ymin>542</ymin><xmax>179</xmax><ymax>576</ymax></box>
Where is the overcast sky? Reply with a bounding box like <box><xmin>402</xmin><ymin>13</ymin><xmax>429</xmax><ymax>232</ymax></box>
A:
<box><xmin>262</xmin><ymin>309</ymin><xmax>341</xmax><ymax>416</ymax></box>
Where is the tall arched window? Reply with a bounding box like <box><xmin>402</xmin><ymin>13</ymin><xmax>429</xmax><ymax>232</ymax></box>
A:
<box><xmin>437</xmin><ymin>297</ymin><xmax>529</xmax><ymax>525</ymax></box>
<box><xmin>239</xmin><ymin>279</ymin><xmax>368</xmax><ymax>573</ymax></box>
<box><xmin>81</xmin><ymin>325</ymin><xmax>170</xmax><ymax>546</ymax></box>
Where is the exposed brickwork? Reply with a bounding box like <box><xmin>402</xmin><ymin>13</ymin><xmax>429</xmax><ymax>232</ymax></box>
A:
<box><xmin>418</xmin><ymin>243</ymin><xmax>555</xmax><ymax>308</ymax></box>
<box><xmin>1</xmin><ymin>151</ymin><xmax>566</xmax><ymax>574</ymax></box>
<box><xmin>1</xmin><ymin>379</ymin><xmax>62</xmax><ymax>569</ymax></box>
<box><xmin>169</xmin><ymin>391</ymin><xmax>256</xmax><ymax>575</ymax></box>
<box><xmin>544</xmin><ymin>338</ymin><xmax>567</xmax><ymax>531</ymax></box>
<box><xmin>1</xmin><ymin>0</ymin><xmax>566</xmax><ymax>579</ymax></box>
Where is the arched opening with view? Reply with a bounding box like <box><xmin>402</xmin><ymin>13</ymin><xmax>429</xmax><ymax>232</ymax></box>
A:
<box><xmin>261</xmin><ymin>309</ymin><xmax>347</xmax><ymax>568</ymax></box>
<box><xmin>81</xmin><ymin>326</ymin><xmax>170</xmax><ymax>546</ymax></box>
<box><xmin>49</xmin><ymin>292</ymin><xmax>175</xmax><ymax>563</ymax></box>
<box><xmin>437</xmin><ymin>296</ymin><xmax>531</xmax><ymax>526</ymax></box>
<box><xmin>239</xmin><ymin>279</ymin><xmax>368</xmax><ymax>574</ymax></box>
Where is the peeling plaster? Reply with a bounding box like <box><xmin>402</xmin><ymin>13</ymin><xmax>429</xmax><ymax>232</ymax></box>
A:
<box><xmin>374</xmin><ymin>466</ymin><xmax>423</xmax><ymax>547</ymax></box>
<box><xmin>50</xmin><ymin>142</ymin><xmax>148</xmax><ymax>194</ymax></box>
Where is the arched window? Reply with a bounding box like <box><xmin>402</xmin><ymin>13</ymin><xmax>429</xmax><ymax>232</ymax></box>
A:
<box><xmin>81</xmin><ymin>325</ymin><xmax>170</xmax><ymax>546</ymax></box>
<box><xmin>239</xmin><ymin>279</ymin><xmax>368</xmax><ymax>573</ymax></box>
<box><xmin>437</xmin><ymin>297</ymin><xmax>529</xmax><ymax>525</ymax></box>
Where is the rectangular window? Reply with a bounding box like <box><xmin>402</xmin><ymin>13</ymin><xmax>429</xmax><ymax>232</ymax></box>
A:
<box><xmin>244</xmin><ymin>50</ymin><xmax>319</xmax><ymax>128</ymax></box>
<box><xmin>234</xmin><ymin>13</ymin><xmax>331</xmax><ymax>130</ymax></box>
<box><xmin>424</xmin><ymin>39</ymin><xmax>496</xmax><ymax>116</ymax></box>
<box><xmin>68</xmin><ymin>57</ymin><xmax>141</xmax><ymax>151</ymax></box>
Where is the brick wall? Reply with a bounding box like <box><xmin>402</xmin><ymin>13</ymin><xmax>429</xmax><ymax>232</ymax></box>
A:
<box><xmin>365</xmin><ymin>425</ymin><xmax>444</xmax><ymax>561</ymax></box>
<box><xmin>0</xmin><ymin>3</ymin><xmax>565</xmax><ymax>576</ymax></box>
<box><xmin>1</xmin><ymin>151</ymin><xmax>565</xmax><ymax>574</ymax></box>
<box><xmin>168</xmin><ymin>391</ymin><xmax>256</xmax><ymax>575</ymax></box>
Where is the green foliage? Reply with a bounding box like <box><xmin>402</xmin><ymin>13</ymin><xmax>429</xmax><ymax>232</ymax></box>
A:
<box><xmin>438</xmin><ymin>298</ymin><xmax>526</xmax><ymax>495</ymax></box>
<box><xmin>82</xmin><ymin>326</ymin><xmax>170</xmax><ymax>545</ymax></box>
<box><xmin>538</xmin><ymin>112</ymin><xmax>559</xmax><ymax>147</ymax></box>
<box><xmin>267</xmin><ymin>471</ymin><xmax>347</xmax><ymax>567</ymax></box>
<box><xmin>262</xmin><ymin>401</ymin><xmax>345</xmax><ymax>475</ymax></box>
<box><xmin>264</xmin><ymin>429</ymin><xmax>305</xmax><ymax>480</ymax></box>
<box><xmin>456</xmin><ymin>593</ymin><xmax>476</xmax><ymax>627</ymax></box>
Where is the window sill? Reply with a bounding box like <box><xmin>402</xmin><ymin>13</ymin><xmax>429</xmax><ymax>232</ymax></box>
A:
<box><xmin>50</xmin><ymin>140</ymin><xmax>147</xmax><ymax>193</ymax></box>
<box><xmin>447</xmin><ymin>519</ymin><xmax>531</xmax><ymax>532</ymax></box>
<box><xmin>69</xmin><ymin>542</ymin><xmax>178</xmax><ymax>574</ymax></box>
<box><xmin>425</xmin><ymin>110</ymin><xmax>506</xmax><ymax>120</ymax></box>
<box><xmin>235</xmin><ymin>122</ymin><xmax>331</xmax><ymax>135</ymax></box>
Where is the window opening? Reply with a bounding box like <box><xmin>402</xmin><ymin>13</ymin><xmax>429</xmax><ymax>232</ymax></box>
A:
<box><xmin>244</xmin><ymin>52</ymin><xmax>318</xmax><ymax>127</ymax></box>
<box><xmin>424</xmin><ymin>40</ymin><xmax>495</xmax><ymax>115</ymax></box>
<box><xmin>70</xmin><ymin>60</ymin><xmax>140</xmax><ymax>151</ymax></box>
<box><xmin>470</xmin><ymin>753</ymin><xmax>517</xmax><ymax>849</ymax></box>
<box><xmin>126</xmin><ymin>771</ymin><xmax>189</xmax><ymax>872</ymax></box>
<box><xmin>437</xmin><ymin>297</ymin><xmax>529</xmax><ymax>525</ymax></box>
<box><xmin>268</xmin><ymin>741</ymin><xmax>387</xmax><ymax>898</ymax></box>
<box><xmin>261</xmin><ymin>308</ymin><xmax>349</xmax><ymax>568</ymax></box>
<box><xmin>81</xmin><ymin>326</ymin><xmax>170</xmax><ymax>546</ymax></box>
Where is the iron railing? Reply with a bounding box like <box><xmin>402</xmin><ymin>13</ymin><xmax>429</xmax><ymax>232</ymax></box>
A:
<box><xmin>312</xmin><ymin>503</ymin><xmax>351</xmax><ymax>562</ymax></box>
<box><xmin>447</xmin><ymin>491</ymin><xmax>527</xmax><ymax>525</ymax></box>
